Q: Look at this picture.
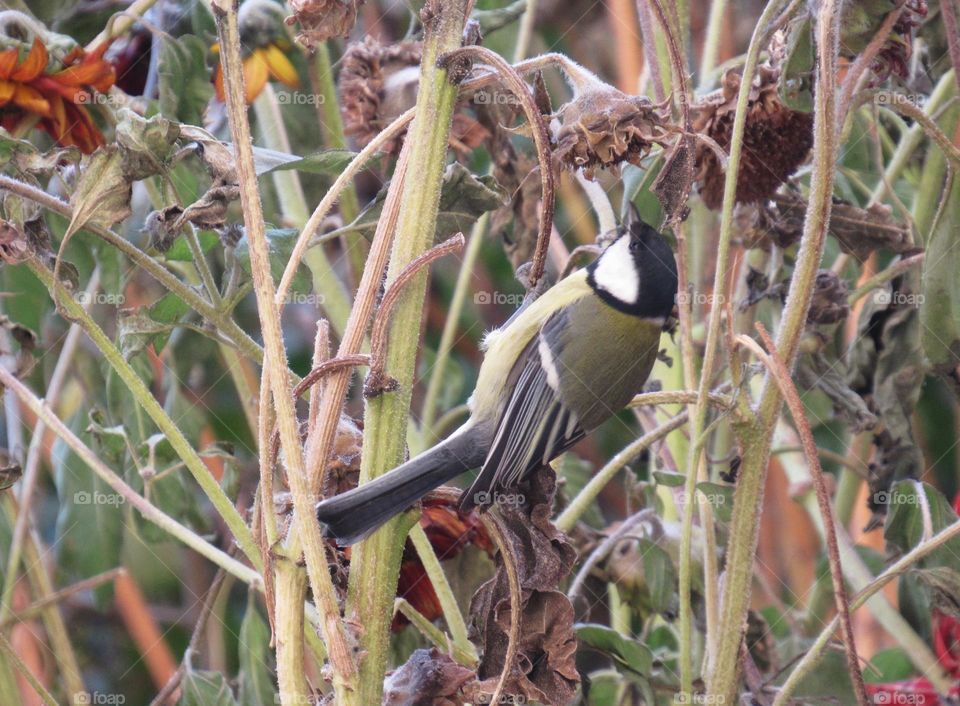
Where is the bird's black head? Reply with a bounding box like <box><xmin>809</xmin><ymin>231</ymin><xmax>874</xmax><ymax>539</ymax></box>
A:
<box><xmin>586</xmin><ymin>211</ymin><xmax>679</xmax><ymax>320</ymax></box>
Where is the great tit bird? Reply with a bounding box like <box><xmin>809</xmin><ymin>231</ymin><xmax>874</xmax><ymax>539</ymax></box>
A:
<box><xmin>316</xmin><ymin>210</ymin><xmax>678</xmax><ymax>544</ymax></box>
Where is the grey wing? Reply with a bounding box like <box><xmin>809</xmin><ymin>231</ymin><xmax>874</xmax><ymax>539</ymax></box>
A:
<box><xmin>459</xmin><ymin>312</ymin><xmax>584</xmax><ymax>511</ymax></box>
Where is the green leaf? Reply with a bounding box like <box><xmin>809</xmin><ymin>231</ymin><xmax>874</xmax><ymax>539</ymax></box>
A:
<box><xmin>238</xmin><ymin>596</ymin><xmax>276</xmax><ymax>706</ymax></box>
<box><xmin>234</xmin><ymin>228</ymin><xmax>311</xmax><ymax>295</ymax></box>
<box><xmin>136</xmin><ymin>433</ymin><xmax>208</xmax><ymax>543</ymax></box>
<box><xmin>653</xmin><ymin>470</ymin><xmax>686</xmax><ymax>487</ymax></box>
<box><xmin>471</xmin><ymin>0</ymin><xmax>527</xmax><ymax>34</ymax></box>
<box><xmin>158</xmin><ymin>35</ymin><xmax>214</xmax><ymax>125</ymax></box>
<box><xmin>909</xmin><ymin>566</ymin><xmax>960</xmax><ymax>618</ymax></box>
<box><xmin>178</xmin><ymin>670</ymin><xmax>238</xmax><ymax>706</ymax></box>
<box><xmin>637</xmin><ymin>539</ymin><xmax>677</xmax><ymax>615</ymax></box>
<box><xmin>165</xmin><ymin>229</ymin><xmax>220</xmax><ymax>262</ymax></box>
<box><xmin>584</xmin><ymin>670</ymin><xmax>622</xmax><ymax>706</ymax></box>
<box><xmin>884</xmin><ymin>481</ymin><xmax>960</xmax><ymax>571</ymax></box>
<box><xmin>920</xmin><ymin>170</ymin><xmax>960</xmax><ymax>383</ymax></box>
<box><xmin>328</xmin><ymin>163</ymin><xmax>506</xmax><ymax>242</ymax></box>
<box><xmin>52</xmin><ymin>412</ymin><xmax>125</xmax><ymax>607</ymax></box>
<box><xmin>696</xmin><ymin>481</ymin><xmax>734</xmax><ymax>523</ymax></box>
<box><xmin>863</xmin><ymin>647</ymin><xmax>917</xmax><ymax>684</ymax></box>
<box><xmin>255</xmin><ymin>147</ymin><xmax>361</xmax><ymax>176</ymax></box>
<box><xmin>0</xmin><ymin>130</ymin><xmax>38</xmax><ymax>167</ymax></box>
<box><xmin>576</xmin><ymin>624</ymin><xmax>654</xmax><ymax>677</ymax></box>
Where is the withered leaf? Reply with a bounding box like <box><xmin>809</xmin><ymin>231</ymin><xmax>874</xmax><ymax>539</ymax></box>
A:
<box><xmin>652</xmin><ymin>134</ymin><xmax>695</xmax><ymax>227</ymax></box>
<box><xmin>0</xmin><ymin>449</ymin><xmax>22</xmax><ymax>491</ymax></box>
<box><xmin>179</xmin><ymin>185</ymin><xmax>241</xmax><ymax>232</ymax></box>
<box><xmin>807</xmin><ymin>270</ymin><xmax>850</xmax><ymax>325</ymax></box>
<box><xmin>286</xmin><ymin>0</ymin><xmax>365</xmax><ymax>50</ymax></box>
<box><xmin>470</xmin><ymin>467</ymin><xmax>579</xmax><ymax>706</ymax></box>
<box><xmin>849</xmin><ymin>271</ymin><xmax>925</xmax><ymax>528</ymax></box>
<box><xmin>0</xmin><ymin>219</ymin><xmax>31</xmax><ymax>264</ymax></box>
<box><xmin>66</xmin><ymin>147</ymin><xmax>132</xmax><ymax>238</ymax></box>
<box><xmin>142</xmin><ymin>207</ymin><xmax>183</xmax><ymax>253</ymax></box>
<box><xmin>115</xmin><ymin>109</ymin><xmax>180</xmax><ymax>181</ymax></box>
<box><xmin>179</xmin><ymin>125</ymin><xmax>237</xmax><ymax>186</ymax></box>
<box><xmin>0</xmin><ymin>314</ymin><xmax>37</xmax><ymax>377</ymax></box>
<box><xmin>796</xmin><ymin>349</ymin><xmax>877</xmax><ymax>433</ymax></box>
<box><xmin>382</xmin><ymin>648</ymin><xmax>474</xmax><ymax>706</ymax></box>
<box><xmin>771</xmin><ymin>193</ymin><xmax>913</xmax><ymax>261</ymax></box>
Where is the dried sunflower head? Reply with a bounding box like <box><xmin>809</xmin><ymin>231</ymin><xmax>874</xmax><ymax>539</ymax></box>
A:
<box><xmin>338</xmin><ymin>37</ymin><xmax>488</xmax><ymax>155</ymax></box>
<box><xmin>339</xmin><ymin>37</ymin><xmax>422</xmax><ymax>153</ymax></box>
<box><xmin>553</xmin><ymin>85</ymin><xmax>670</xmax><ymax>179</ymax></box>
<box><xmin>285</xmin><ymin>0</ymin><xmax>364</xmax><ymax>51</ymax></box>
<box><xmin>693</xmin><ymin>64</ymin><xmax>813</xmax><ymax>210</ymax></box>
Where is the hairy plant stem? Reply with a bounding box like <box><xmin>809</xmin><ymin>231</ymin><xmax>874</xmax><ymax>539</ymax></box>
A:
<box><xmin>212</xmin><ymin>5</ymin><xmax>356</xmax><ymax>702</ymax></box>
<box><xmin>342</xmin><ymin>3</ymin><xmax>470</xmax><ymax>703</ymax></box>
<box><xmin>26</xmin><ymin>259</ymin><xmax>260</xmax><ymax>567</ymax></box>
<box><xmin>408</xmin><ymin>524</ymin><xmax>478</xmax><ymax>663</ymax></box>
<box><xmin>707</xmin><ymin>1</ymin><xmax>841</xmax><ymax>699</ymax></box>
<box><xmin>676</xmin><ymin>0</ymin><xmax>791</xmax><ymax>693</ymax></box>
<box><xmin>751</xmin><ymin>324</ymin><xmax>867</xmax><ymax>704</ymax></box>
<box><xmin>870</xmin><ymin>70</ymin><xmax>956</xmax><ymax>204</ymax></box>
<box><xmin>0</xmin><ymin>630</ymin><xmax>58</xmax><ymax>706</ymax></box>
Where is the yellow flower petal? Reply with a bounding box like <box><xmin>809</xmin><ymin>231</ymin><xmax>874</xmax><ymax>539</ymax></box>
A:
<box><xmin>263</xmin><ymin>44</ymin><xmax>300</xmax><ymax>90</ymax></box>
<box><xmin>242</xmin><ymin>49</ymin><xmax>269</xmax><ymax>104</ymax></box>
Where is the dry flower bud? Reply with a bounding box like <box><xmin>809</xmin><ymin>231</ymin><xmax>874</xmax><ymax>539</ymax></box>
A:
<box><xmin>286</xmin><ymin>0</ymin><xmax>364</xmax><ymax>50</ymax></box>
<box><xmin>554</xmin><ymin>86</ymin><xmax>670</xmax><ymax>179</ymax></box>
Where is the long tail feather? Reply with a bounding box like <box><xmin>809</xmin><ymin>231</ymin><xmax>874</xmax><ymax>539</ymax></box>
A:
<box><xmin>315</xmin><ymin>425</ymin><xmax>485</xmax><ymax>545</ymax></box>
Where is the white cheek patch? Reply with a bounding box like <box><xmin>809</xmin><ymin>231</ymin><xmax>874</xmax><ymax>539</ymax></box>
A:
<box><xmin>593</xmin><ymin>236</ymin><xmax>640</xmax><ymax>306</ymax></box>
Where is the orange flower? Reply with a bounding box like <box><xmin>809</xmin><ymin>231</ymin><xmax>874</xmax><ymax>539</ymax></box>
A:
<box><xmin>212</xmin><ymin>42</ymin><xmax>299</xmax><ymax>104</ymax></box>
<box><xmin>0</xmin><ymin>38</ymin><xmax>115</xmax><ymax>154</ymax></box>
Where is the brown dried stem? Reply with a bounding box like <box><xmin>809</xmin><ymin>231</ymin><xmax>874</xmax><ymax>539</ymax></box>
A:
<box><xmin>750</xmin><ymin>323</ymin><xmax>868</xmax><ymax>706</ymax></box>
<box><xmin>365</xmin><ymin>233</ymin><xmax>466</xmax><ymax>396</ymax></box>
<box><xmin>438</xmin><ymin>45</ymin><xmax>555</xmax><ymax>288</ymax></box>
<box><xmin>479</xmin><ymin>513</ymin><xmax>523</xmax><ymax>706</ymax></box>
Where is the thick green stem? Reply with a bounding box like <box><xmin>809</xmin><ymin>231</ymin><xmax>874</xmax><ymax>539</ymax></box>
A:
<box><xmin>409</xmin><ymin>524</ymin><xmax>478</xmax><ymax>663</ymax></box>
<box><xmin>707</xmin><ymin>1</ymin><xmax>841</xmax><ymax>699</ymax></box>
<box><xmin>342</xmin><ymin>3</ymin><xmax>470</xmax><ymax>704</ymax></box>
<box><xmin>678</xmin><ymin>0</ymin><xmax>791</xmax><ymax>693</ymax></box>
<box><xmin>420</xmin><ymin>213</ymin><xmax>486</xmax><ymax>442</ymax></box>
